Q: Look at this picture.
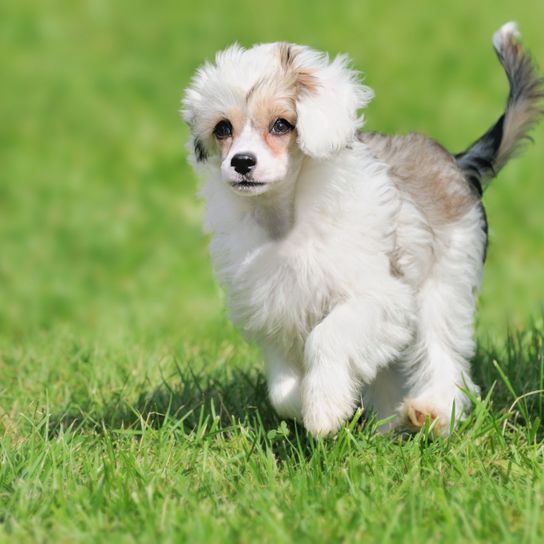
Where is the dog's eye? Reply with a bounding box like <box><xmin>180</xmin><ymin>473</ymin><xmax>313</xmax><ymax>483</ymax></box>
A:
<box><xmin>270</xmin><ymin>118</ymin><xmax>294</xmax><ymax>135</ymax></box>
<box><xmin>213</xmin><ymin>120</ymin><xmax>233</xmax><ymax>140</ymax></box>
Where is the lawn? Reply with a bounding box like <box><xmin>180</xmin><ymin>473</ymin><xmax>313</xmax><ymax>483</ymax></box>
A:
<box><xmin>1</xmin><ymin>0</ymin><xmax>543</xmax><ymax>542</ymax></box>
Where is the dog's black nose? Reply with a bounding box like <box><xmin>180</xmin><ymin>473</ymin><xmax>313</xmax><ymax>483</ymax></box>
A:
<box><xmin>231</xmin><ymin>153</ymin><xmax>257</xmax><ymax>175</ymax></box>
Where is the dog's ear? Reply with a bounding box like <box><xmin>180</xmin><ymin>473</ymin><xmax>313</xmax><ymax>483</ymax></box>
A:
<box><xmin>289</xmin><ymin>49</ymin><xmax>374</xmax><ymax>159</ymax></box>
<box><xmin>182</xmin><ymin>90</ymin><xmax>204</xmax><ymax>165</ymax></box>
<box><xmin>182</xmin><ymin>84</ymin><xmax>212</xmax><ymax>165</ymax></box>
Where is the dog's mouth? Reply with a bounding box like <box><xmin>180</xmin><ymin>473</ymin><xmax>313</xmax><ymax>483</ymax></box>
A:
<box><xmin>229</xmin><ymin>180</ymin><xmax>268</xmax><ymax>193</ymax></box>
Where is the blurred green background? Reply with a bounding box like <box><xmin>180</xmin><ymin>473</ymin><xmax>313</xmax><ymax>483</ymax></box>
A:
<box><xmin>1</xmin><ymin>1</ymin><xmax>543</xmax><ymax>540</ymax></box>
<box><xmin>1</xmin><ymin>0</ymin><xmax>543</xmax><ymax>352</ymax></box>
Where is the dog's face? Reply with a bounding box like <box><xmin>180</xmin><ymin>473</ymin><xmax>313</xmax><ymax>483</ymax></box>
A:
<box><xmin>200</xmin><ymin>67</ymin><xmax>301</xmax><ymax>195</ymax></box>
<box><xmin>182</xmin><ymin>43</ymin><xmax>373</xmax><ymax>196</ymax></box>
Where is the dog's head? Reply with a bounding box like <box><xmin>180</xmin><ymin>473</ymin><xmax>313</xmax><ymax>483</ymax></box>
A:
<box><xmin>182</xmin><ymin>43</ymin><xmax>373</xmax><ymax>195</ymax></box>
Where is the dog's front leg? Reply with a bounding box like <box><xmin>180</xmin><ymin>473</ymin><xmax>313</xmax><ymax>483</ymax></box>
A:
<box><xmin>263</xmin><ymin>345</ymin><xmax>303</xmax><ymax>421</ymax></box>
<box><xmin>302</xmin><ymin>288</ymin><xmax>414</xmax><ymax>437</ymax></box>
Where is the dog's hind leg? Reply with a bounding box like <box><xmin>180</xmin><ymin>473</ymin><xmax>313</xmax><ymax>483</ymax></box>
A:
<box><xmin>399</xmin><ymin>288</ymin><xmax>480</xmax><ymax>436</ymax></box>
<box><xmin>399</xmin><ymin>210</ymin><xmax>485</xmax><ymax>435</ymax></box>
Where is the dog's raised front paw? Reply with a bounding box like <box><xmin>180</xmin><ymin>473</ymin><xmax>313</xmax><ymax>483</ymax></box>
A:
<box><xmin>301</xmin><ymin>389</ymin><xmax>356</xmax><ymax>438</ymax></box>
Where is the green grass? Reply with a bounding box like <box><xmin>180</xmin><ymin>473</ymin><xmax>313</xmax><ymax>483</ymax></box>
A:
<box><xmin>1</xmin><ymin>0</ymin><xmax>544</xmax><ymax>542</ymax></box>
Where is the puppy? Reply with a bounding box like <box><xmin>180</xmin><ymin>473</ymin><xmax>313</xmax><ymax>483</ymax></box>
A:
<box><xmin>182</xmin><ymin>23</ymin><xmax>542</xmax><ymax>436</ymax></box>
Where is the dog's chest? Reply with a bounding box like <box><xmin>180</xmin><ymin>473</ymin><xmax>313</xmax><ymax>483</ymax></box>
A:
<box><xmin>214</xmin><ymin>231</ymin><xmax>338</xmax><ymax>346</ymax></box>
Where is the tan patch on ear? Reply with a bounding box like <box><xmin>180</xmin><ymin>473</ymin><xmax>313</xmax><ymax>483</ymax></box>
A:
<box><xmin>278</xmin><ymin>42</ymin><xmax>294</xmax><ymax>70</ymax></box>
<box><xmin>277</xmin><ymin>43</ymin><xmax>319</xmax><ymax>94</ymax></box>
<box><xmin>296</xmin><ymin>69</ymin><xmax>319</xmax><ymax>93</ymax></box>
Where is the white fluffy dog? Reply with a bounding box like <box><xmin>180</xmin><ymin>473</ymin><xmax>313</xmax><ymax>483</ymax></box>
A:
<box><xmin>182</xmin><ymin>23</ymin><xmax>542</xmax><ymax>436</ymax></box>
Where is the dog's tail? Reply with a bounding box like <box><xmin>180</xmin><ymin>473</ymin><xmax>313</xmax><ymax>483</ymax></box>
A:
<box><xmin>455</xmin><ymin>22</ymin><xmax>543</xmax><ymax>195</ymax></box>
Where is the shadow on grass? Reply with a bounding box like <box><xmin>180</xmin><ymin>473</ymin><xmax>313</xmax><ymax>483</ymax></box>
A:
<box><xmin>49</xmin><ymin>364</ymin><xmax>284</xmax><ymax>436</ymax></box>
<box><xmin>49</xmin><ymin>323</ymin><xmax>543</xmax><ymax>444</ymax></box>
<box><xmin>48</xmin><ymin>363</ymin><xmax>322</xmax><ymax>461</ymax></box>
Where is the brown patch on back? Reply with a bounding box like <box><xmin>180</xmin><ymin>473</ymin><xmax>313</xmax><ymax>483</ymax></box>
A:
<box><xmin>359</xmin><ymin>132</ymin><xmax>478</xmax><ymax>225</ymax></box>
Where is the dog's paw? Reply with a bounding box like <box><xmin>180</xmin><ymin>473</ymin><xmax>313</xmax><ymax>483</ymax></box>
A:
<box><xmin>302</xmin><ymin>408</ymin><xmax>345</xmax><ymax>438</ymax></box>
<box><xmin>301</xmin><ymin>386</ymin><xmax>354</xmax><ymax>438</ymax></box>
<box><xmin>300</xmin><ymin>371</ymin><xmax>357</xmax><ymax>438</ymax></box>
<box><xmin>400</xmin><ymin>398</ymin><xmax>452</xmax><ymax>437</ymax></box>
<box><xmin>302</xmin><ymin>382</ymin><xmax>354</xmax><ymax>438</ymax></box>
<box><xmin>399</xmin><ymin>383</ymin><xmax>477</xmax><ymax>437</ymax></box>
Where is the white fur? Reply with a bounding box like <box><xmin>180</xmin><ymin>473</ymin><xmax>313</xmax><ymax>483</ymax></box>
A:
<box><xmin>183</xmin><ymin>42</ymin><xmax>486</xmax><ymax>436</ymax></box>
<box><xmin>293</xmin><ymin>52</ymin><xmax>374</xmax><ymax>158</ymax></box>
<box><xmin>493</xmin><ymin>21</ymin><xmax>519</xmax><ymax>52</ymax></box>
